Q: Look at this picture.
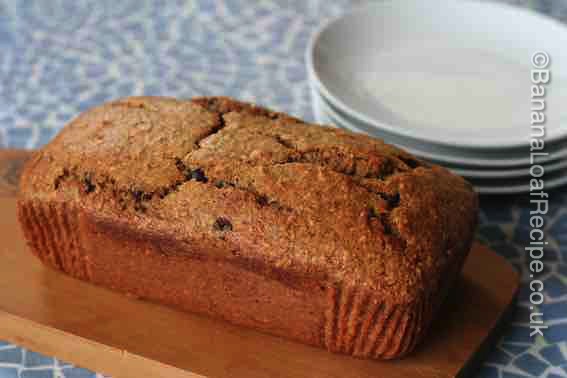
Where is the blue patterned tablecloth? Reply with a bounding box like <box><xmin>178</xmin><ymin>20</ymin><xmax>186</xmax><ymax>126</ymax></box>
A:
<box><xmin>1</xmin><ymin>1</ymin><xmax>567</xmax><ymax>377</ymax></box>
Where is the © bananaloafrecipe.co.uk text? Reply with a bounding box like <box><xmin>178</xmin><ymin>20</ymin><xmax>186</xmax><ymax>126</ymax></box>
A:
<box><xmin>527</xmin><ymin>51</ymin><xmax>550</xmax><ymax>338</ymax></box>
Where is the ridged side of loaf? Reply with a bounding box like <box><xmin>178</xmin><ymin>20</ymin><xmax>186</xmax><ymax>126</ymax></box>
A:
<box><xmin>18</xmin><ymin>197</ymin><xmax>469</xmax><ymax>359</ymax></box>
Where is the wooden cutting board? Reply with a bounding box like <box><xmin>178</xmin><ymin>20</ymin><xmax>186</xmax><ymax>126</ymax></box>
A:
<box><xmin>0</xmin><ymin>149</ymin><xmax>519</xmax><ymax>378</ymax></box>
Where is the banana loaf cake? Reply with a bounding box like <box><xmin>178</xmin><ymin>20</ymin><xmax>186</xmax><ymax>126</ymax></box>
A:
<box><xmin>17</xmin><ymin>96</ymin><xmax>478</xmax><ymax>359</ymax></box>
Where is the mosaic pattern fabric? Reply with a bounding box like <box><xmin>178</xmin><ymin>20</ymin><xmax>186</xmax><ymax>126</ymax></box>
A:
<box><xmin>1</xmin><ymin>1</ymin><xmax>567</xmax><ymax>377</ymax></box>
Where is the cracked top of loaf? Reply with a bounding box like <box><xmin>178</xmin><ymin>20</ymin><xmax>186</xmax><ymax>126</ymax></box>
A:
<box><xmin>20</xmin><ymin>96</ymin><xmax>478</xmax><ymax>303</ymax></box>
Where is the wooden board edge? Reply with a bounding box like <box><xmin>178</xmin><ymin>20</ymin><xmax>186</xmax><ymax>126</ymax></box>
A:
<box><xmin>456</xmin><ymin>288</ymin><xmax>518</xmax><ymax>377</ymax></box>
<box><xmin>0</xmin><ymin>311</ymin><xmax>205</xmax><ymax>378</ymax></box>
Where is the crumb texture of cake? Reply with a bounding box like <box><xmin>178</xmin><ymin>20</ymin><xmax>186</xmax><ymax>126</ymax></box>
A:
<box><xmin>18</xmin><ymin>96</ymin><xmax>478</xmax><ymax>359</ymax></box>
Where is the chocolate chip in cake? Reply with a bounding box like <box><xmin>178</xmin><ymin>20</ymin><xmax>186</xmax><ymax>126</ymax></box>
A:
<box><xmin>215</xmin><ymin>180</ymin><xmax>236</xmax><ymax>189</ymax></box>
<box><xmin>190</xmin><ymin>168</ymin><xmax>208</xmax><ymax>183</ymax></box>
<box><xmin>384</xmin><ymin>192</ymin><xmax>400</xmax><ymax>208</ymax></box>
<box><xmin>83</xmin><ymin>174</ymin><xmax>96</xmax><ymax>193</ymax></box>
<box><xmin>213</xmin><ymin>217</ymin><xmax>233</xmax><ymax>232</ymax></box>
<box><xmin>256</xmin><ymin>195</ymin><xmax>269</xmax><ymax>206</ymax></box>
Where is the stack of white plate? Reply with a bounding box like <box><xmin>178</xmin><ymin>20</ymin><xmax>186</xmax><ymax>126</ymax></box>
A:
<box><xmin>306</xmin><ymin>0</ymin><xmax>567</xmax><ymax>194</ymax></box>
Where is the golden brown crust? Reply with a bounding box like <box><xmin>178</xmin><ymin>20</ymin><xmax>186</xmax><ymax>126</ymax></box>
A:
<box><xmin>18</xmin><ymin>96</ymin><xmax>478</xmax><ymax>359</ymax></box>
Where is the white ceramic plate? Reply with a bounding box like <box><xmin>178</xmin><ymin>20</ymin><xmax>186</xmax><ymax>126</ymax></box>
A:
<box><xmin>307</xmin><ymin>0</ymin><xmax>567</xmax><ymax>150</ymax></box>
<box><xmin>449</xmin><ymin>158</ymin><xmax>567</xmax><ymax>179</ymax></box>
<box><xmin>465</xmin><ymin>170</ymin><xmax>567</xmax><ymax>194</ymax></box>
<box><xmin>313</xmin><ymin>86</ymin><xmax>567</xmax><ymax>167</ymax></box>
